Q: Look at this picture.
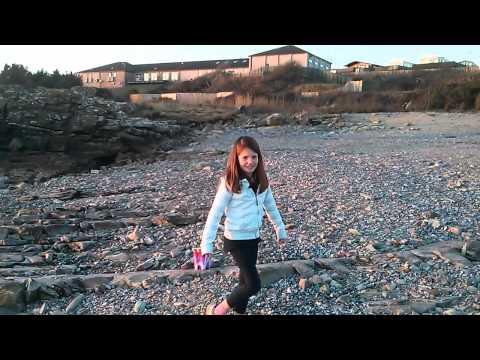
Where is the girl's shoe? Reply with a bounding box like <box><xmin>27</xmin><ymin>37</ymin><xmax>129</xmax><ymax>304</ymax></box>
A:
<box><xmin>205</xmin><ymin>303</ymin><xmax>216</xmax><ymax>315</ymax></box>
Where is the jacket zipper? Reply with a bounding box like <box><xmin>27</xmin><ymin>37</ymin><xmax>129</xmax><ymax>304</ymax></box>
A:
<box><xmin>254</xmin><ymin>189</ymin><xmax>259</xmax><ymax>237</ymax></box>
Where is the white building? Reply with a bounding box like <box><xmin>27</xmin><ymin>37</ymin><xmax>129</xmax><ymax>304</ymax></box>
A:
<box><xmin>387</xmin><ymin>59</ymin><xmax>414</xmax><ymax>68</ymax></box>
<box><xmin>420</xmin><ymin>55</ymin><xmax>448</xmax><ymax>64</ymax></box>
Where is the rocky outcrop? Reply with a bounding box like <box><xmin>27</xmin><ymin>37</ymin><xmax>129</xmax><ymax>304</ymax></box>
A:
<box><xmin>0</xmin><ymin>85</ymin><xmax>190</xmax><ymax>183</ymax></box>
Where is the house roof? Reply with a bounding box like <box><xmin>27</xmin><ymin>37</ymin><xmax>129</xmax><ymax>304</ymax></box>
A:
<box><xmin>132</xmin><ymin>58</ymin><xmax>249</xmax><ymax>72</ymax></box>
<box><xmin>412</xmin><ymin>61</ymin><xmax>464</xmax><ymax>70</ymax></box>
<box><xmin>249</xmin><ymin>45</ymin><xmax>331</xmax><ymax>64</ymax></box>
<box><xmin>345</xmin><ymin>61</ymin><xmax>382</xmax><ymax>68</ymax></box>
<box><xmin>78</xmin><ymin>59</ymin><xmax>249</xmax><ymax>74</ymax></box>
<box><xmin>78</xmin><ymin>62</ymin><xmax>135</xmax><ymax>73</ymax></box>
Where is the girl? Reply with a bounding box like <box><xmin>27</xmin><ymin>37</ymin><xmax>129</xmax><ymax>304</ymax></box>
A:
<box><xmin>200</xmin><ymin>136</ymin><xmax>288</xmax><ymax>315</ymax></box>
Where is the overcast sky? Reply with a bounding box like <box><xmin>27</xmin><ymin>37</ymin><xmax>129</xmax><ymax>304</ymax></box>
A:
<box><xmin>0</xmin><ymin>45</ymin><xmax>478</xmax><ymax>74</ymax></box>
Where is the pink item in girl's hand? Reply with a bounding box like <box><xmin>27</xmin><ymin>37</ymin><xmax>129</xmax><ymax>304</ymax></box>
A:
<box><xmin>193</xmin><ymin>248</ymin><xmax>212</xmax><ymax>270</ymax></box>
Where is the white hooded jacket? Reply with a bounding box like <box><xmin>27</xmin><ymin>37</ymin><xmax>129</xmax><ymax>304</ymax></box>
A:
<box><xmin>201</xmin><ymin>177</ymin><xmax>287</xmax><ymax>255</ymax></box>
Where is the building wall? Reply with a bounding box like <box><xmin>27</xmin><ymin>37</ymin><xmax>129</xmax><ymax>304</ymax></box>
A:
<box><xmin>79</xmin><ymin>71</ymin><xmax>126</xmax><ymax>88</ymax></box>
<box><xmin>307</xmin><ymin>54</ymin><xmax>331</xmax><ymax>71</ymax></box>
<box><xmin>250</xmin><ymin>53</ymin><xmax>308</xmax><ymax>72</ymax></box>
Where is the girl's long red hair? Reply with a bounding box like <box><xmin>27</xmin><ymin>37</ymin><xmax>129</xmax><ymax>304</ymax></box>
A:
<box><xmin>224</xmin><ymin>136</ymin><xmax>269</xmax><ymax>194</ymax></box>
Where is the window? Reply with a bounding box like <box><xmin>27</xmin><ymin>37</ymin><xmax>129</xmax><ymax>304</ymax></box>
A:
<box><xmin>171</xmin><ymin>72</ymin><xmax>179</xmax><ymax>81</ymax></box>
<box><xmin>151</xmin><ymin>72</ymin><xmax>158</xmax><ymax>81</ymax></box>
<box><xmin>135</xmin><ymin>73</ymin><xmax>143</xmax><ymax>81</ymax></box>
<box><xmin>144</xmin><ymin>73</ymin><xmax>150</xmax><ymax>82</ymax></box>
<box><xmin>163</xmin><ymin>72</ymin><xmax>170</xmax><ymax>81</ymax></box>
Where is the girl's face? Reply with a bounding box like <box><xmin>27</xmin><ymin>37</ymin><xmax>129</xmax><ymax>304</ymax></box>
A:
<box><xmin>237</xmin><ymin>147</ymin><xmax>258</xmax><ymax>176</ymax></box>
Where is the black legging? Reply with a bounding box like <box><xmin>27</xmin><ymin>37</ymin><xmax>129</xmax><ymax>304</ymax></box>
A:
<box><xmin>223</xmin><ymin>237</ymin><xmax>261</xmax><ymax>314</ymax></box>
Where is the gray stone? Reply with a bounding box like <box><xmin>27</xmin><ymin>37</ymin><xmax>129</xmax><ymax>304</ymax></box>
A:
<box><xmin>105</xmin><ymin>252</ymin><xmax>130</xmax><ymax>264</ymax></box>
<box><xmin>133</xmin><ymin>300</ymin><xmax>146</xmax><ymax>313</ymax></box>
<box><xmin>257</xmin><ymin>263</ymin><xmax>296</xmax><ymax>287</ymax></box>
<box><xmin>25</xmin><ymin>278</ymin><xmax>45</xmax><ymax>303</ymax></box>
<box><xmin>170</xmin><ymin>247</ymin><xmax>184</xmax><ymax>258</ymax></box>
<box><xmin>8</xmin><ymin>138</ymin><xmax>24</xmax><ymax>152</ymax></box>
<box><xmin>25</xmin><ymin>255</ymin><xmax>45</xmax><ymax>265</ymax></box>
<box><xmin>410</xmin><ymin>301</ymin><xmax>437</xmax><ymax>314</ymax></box>
<box><xmin>462</xmin><ymin>240</ymin><xmax>480</xmax><ymax>261</ymax></box>
<box><xmin>308</xmin><ymin>274</ymin><xmax>324</xmax><ymax>285</ymax></box>
<box><xmin>136</xmin><ymin>258</ymin><xmax>157</xmax><ymax>271</ymax></box>
<box><xmin>292</xmin><ymin>261</ymin><xmax>315</xmax><ymax>278</ymax></box>
<box><xmin>0</xmin><ymin>253</ymin><xmax>24</xmax><ymax>263</ymax></box>
<box><xmin>264</xmin><ymin>113</ymin><xmax>286</xmax><ymax>126</ymax></box>
<box><xmin>329</xmin><ymin>280</ymin><xmax>343</xmax><ymax>289</ymax></box>
<box><xmin>443</xmin><ymin>308</ymin><xmax>466</xmax><ymax>315</ymax></box>
<box><xmin>68</xmin><ymin>241</ymin><xmax>96</xmax><ymax>252</ymax></box>
<box><xmin>112</xmin><ymin>272</ymin><xmax>153</xmax><ymax>289</ymax></box>
<box><xmin>165</xmin><ymin>214</ymin><xmax>199</xmax><ymax>226</ymax></box>
<box><xmin>66</xmin><ymin>294</ymin><xmax>85</xmax><ymax>314</ymax></box>
<box><xmin>0</xmin><ymin>176</ymin><xmax>8</xmax><ymax>189</ymax></box>
<box><xmin>0</xmin><ymin>281</ymin><xmax>26</xmax><ymax>312</ymax></box>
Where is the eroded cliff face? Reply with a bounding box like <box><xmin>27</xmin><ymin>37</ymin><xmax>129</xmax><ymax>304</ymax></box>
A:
<box><xmin>0</xmin><ymin>85</ymin><xmax>189</xmax><ymax>183</ymax></box>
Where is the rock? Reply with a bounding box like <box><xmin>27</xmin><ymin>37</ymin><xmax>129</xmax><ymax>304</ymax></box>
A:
<box><xmin>105</xmin><ymin>252</ymin><xmax>130</xmax><ymax>264</ymax></box>
<box><xmin>447</xmin><ymin>226</ymin><xmax>460</xmax><ymax>236</ymax></box>
<box><xmin>298</xmin><ymin>278</ymin><xmax>309</xmax><ymax>290</ymax></box>
<box><xmin>314</xmin><ymin>258</ymin><xmax>352</xmax><ymax>274</ymax></box>
<box><xmin>257</xmin><ymin>263</ymin><xmax>296</xmax><ymax>287</ymax></box>
<box><xmin>308</xmin><ymin>274</ymin><xmax>324</xmax><ymax>285</ymax></box>
<box><xmin>264</xmin><ymin>113</ymin><xmax>286</xmax><ymax>126</ymax></box>
<box><xmin>44</xmin><ymin>252</ymin><xmax>55</xmax><ymax>263</ymax></box>
<box><xmin>180</xmin><ymin>260</ymin><xmax>194</xmax><ymax>270</ymax></box>
<box><xmin>0</xmin><ymin>226</ymin><xmax>10</xmax><ymax>240</ymax></box>
<box><xmin>127</xmin><ymin>225</ymin><xmax>141</xmax><ymax>242</ymax></box>
<box><xmin>151</xmin><ymin>216</ymin><xmax>168</xmax><ymax>226</ymax></box>
<box><xmin>443</xmin><ymin>308</ymin><xmax>466</xmax><ymax>315</ymax></box>
<box><xmin>193</xmin><ymin>161</ymin><xmax>210</xmax><ymax>171</ymax></box>
<box><xmin>133</xmin><ymin>300</ymin><xmax>146</xmax><ymax>313</ymax></box>
<box><xmin>136</xmin><ymin>258</ymin><xmax>157</xmax><ymax>271</ymax></box>
<box><xmin>461</xmin><ymin>240</ymin><xmax>480</xmax><ymax>261</ymax></box>
<box><xmin>348</xmin><ymin>228</ymin><xmax>360</xmax><ymax>236</ymax></box>
<box><xmin>112</xmin><ymin>272</ymin><xmax>152</xmax><ymax>289</ymax></box>
<box><xmin>0</xmin><ymin>253</ymin><xmax>24</xmax><ymax>263</ymax></box>
<box><xmin>66</xmin><ymin>294</ymin><xmax>85</xmax><ymax>314</ymax></box>
<box><xmin>0</xmin><ymin>176</ymin><xmax>8</xmax><ymax>189</ymax></box>
<box><xmin>68</xmin><ymin>241</ymin><xmax>96</xmax><ymax>252</ymax></box>
<box><xmin>429</xmin><ymin>219</ymin><xmax>441</xmax><ymax>229</ymax></box>
<box><xmin>170</xmin><ymin>247</ymin><xmax>184</xmax><ymax>258</ymax></box>
<box><xmin>319</xmin><ymin>284</ymin><xmax>330</xmax><ymax>294</ymax></box>
<box><xmin>56</xmin><ymin>264</ymin><xmax>77</xmax><ymax>274</ymax></box>
<box><xmin>410</xmin><ymin>301</ymin><xmax>437</xmax><ymax>314</ymax></box>
<box><xmin>25</xmin><ymin>278</ymin><xmax>42</xmax><ymax>303</ymax></box>
<box><xmin>0</xmin><ymin>281</ymin><xmax>26</xmax><ymax>312</ymax></box>
<box><xmin>25</xmin><ymin>255</ymin><xmax>45</xmax><ymax>265</ymax></box>
<box><xmin>50</xmin><ymin>311</ymin><xmax>67</xmax><ymax>315</ymax></box>
<box><xmin>91</xmin><ymin>220</ymin><xmax>124</xmax><ymax>232</ymax></box>
<box><xmin>164</xmin><ymin>214</ymin><xmax>199</xmax><ymax>226</ymax></box>
<box><xmin>169</xmin><ymin>272</ymin><xmax>194</xmax><ymax>284</ymax></box>
<box><xmin>80</xmin><ymin>274</ymin><xmax>114</xmax><ymax>290</ymax></box>
<box><xmin>329</xmin><ymin>280</ymin><xmax>342</xmax><ymax>289</ymax></box>
<box><xmin>142</xmin><ymin>236</ymin><xmax>154</xmax><ymax>246</ymax></box>
<box><xmin>37</xmin><ymin>302</ymin><xmax>48</xmax><ymax>315</ymax></box>
<box><xmin>8</xmin><ymin>137</ymin><xmax>24</xmax><ymax>152</ymax></box>
<box><xmin>292</xmin><ymin>261</ymin><xmax>315</xmax><ymax>278</ymax></box>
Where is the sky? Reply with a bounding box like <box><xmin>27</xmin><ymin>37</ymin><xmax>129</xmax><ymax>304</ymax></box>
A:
<box><xmin>0</xmin><ymin>45</ymin><xmax>479</xmax><ymax>74</ymax></box>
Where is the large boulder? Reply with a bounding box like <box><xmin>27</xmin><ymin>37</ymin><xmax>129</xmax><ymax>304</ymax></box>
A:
<box><xmin>0</xmin><ymin>280</ymin><xmax>26</xmax><ymax>313</ymax></box>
